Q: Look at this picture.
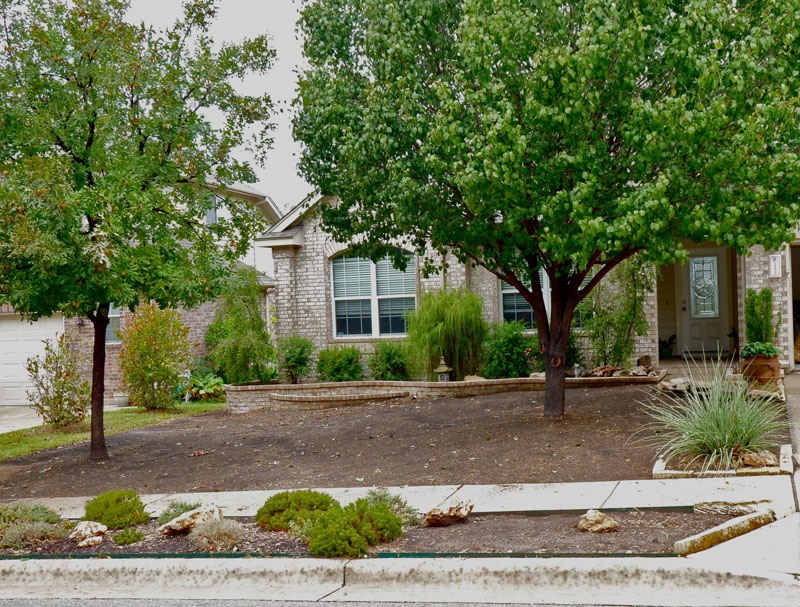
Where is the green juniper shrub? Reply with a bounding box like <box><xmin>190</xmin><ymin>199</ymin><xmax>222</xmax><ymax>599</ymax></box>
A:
<box><xmin>317</xmin><ymin>346</ymin><xmax>364</xmax><ymax>382</ymax></box>
<box><xmin>157</xmin><ymin>500</ymin><xmax>201</xmax><ymax>526</ymax></box>
<box><xmin>365</xmin><ymin>487</ymin><xmax>419</xmax><ymax>528</ymax></box>
<box><xmin>406</xmin><ymin>288</ymin><xmax>487</xmax><ymax>380</ymax></box>
<box><xmin>255</xmin><ymin>490</ymin><xmax>338</xmax><ymax>532</ymax></box>
<box><xmin>113</xmin><ymin>527</ymin><xmax>144</xmax><ymax>546</ymax></box>
<box><xmin>83</xmin><ymin>489</ymin><xmax>150</xmax><ymax>530</ymax></box>
<box><xmin>206</xmin><ymin>267</ymin><xmax>277</xmax><ymax>384</ymax></box>
<box><xmin>482</xmin><ymin>321</ymin><xmax>535</xmax><ymax>379</ymax></box>
<box><xmin>0</xmin><ymin>521</ymin><xmax>66</xmax><ymax>550</ymax></box>
<box><xmin>278</xmin><ymin>336</ymin><xmax>314</xmax><ymax>384</ymax></box>
<box><xmin>25</xmin><ymin>334</ymin><xmax>90</xmax><ymax>427</ymax></box>
<box><xmin>118</xmin><ymin>303</ymin><xmax>192</xmax><ymax>409</ymax></box>
<box><xmin>369</xmin><ymin>341</ymin><xmax>411</xmax><ymax>381</ymax></box>
<box><xmin>0</xmin><ymin>502</ymin><xmax>60</xmax><ymax>529</ymax></box>
<box><xmin>307</xmin><ymin>499</ymin><xmax>403</xmax><ymax>558</ymax></box>
<box><xmin>190</xmin><ymin>518</ymin><xmax>247</xmax><ymax>552</ymax></box>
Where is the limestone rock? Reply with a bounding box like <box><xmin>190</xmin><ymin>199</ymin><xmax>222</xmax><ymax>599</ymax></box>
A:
<box><xmin>424</xmin><ymin>502</ymin><xmax>474</xmax><ymax>527</ymax></box>
<box><xmin>657</xmin><ymin>377</ymin><xmax>691</xmax><ymax>392</ymax></box>
<box><xmin>159</xmin><ymin>505</ymin><xmax>223</xmax><ymax>535</ymax></box>
<box><xmin>590</xmin><ymin>366</ymin><xmax>622</xmax><ymax>377</ymax></box>
<box><xmin>629</xmin><ymin>365</ymin><xmax>648</xmax><ymax>376</ymax></box>
<box><xmin>529</xmin><ymin>372</ymin><xmax>546</xmax><ymax>379</ymax></box>
<box><xmin>740</xmin><ymin>450</ymin><xmax>779</xmax><ymax>468</ymax></box>
<box><xmin>77</xmin><ymin>535</ymin><xmax>104</xmax><ymax>548</ymax></box>
<box><xmin>578</xmin><ymin>509</ymin><xmax>619</xmax><ymax>533</ymax></box>
<box><xmin>69</xmin><ymin>520</ymin><xmax>107</xmax><ymax>543</ymax></box>
<box><xmin>463</xmin><ymin>375</ymin><xmax>485</xmax><ymax>382</ymax></box>
<box><xmin>694</xmin><ymin>500</ymin><xmax>772</xmax><ymax>516</ymax></box>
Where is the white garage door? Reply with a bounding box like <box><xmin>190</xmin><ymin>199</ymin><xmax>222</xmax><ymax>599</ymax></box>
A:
<box><xmin>0</xmin><ymin>314</ymin><xmax>64</xmax><ymax>405</ymax></box>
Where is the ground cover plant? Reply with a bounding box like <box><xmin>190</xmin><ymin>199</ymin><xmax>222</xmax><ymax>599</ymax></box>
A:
<box><xmin>278</xmin><ymin>336</ymin><xmax>314</xmax><ymax>384</ymax></box>
<box><xmin>255</xmin><ymin>490</ymin><xmax>338</xmax><ymax>532</ymax></box>
<box><xmin>317</xmin><ymin>346</ymin><xmax>364</xmax><ymax>382</ymax></box>
<box><xmin>641</xmin><ymin>358</ymin><xmax>787</xmax><ymax>470</ymax></box>
<box><xmin>0</xmin><ymin>502</ymin><xmax>65</xmax><ymax>550</ymax></box>
<box><xmin>113</xmin><ymin>527</ymin><xmax>144</xmax><ymax>546</ymax></box>
<box><xmin>0</xmin><ymin>400</ymin><xmax>225</xmax><ymax>463</ymax></box>
<box><xmin>307</xmin><ymin>499</ymin><xmax>402</xmax><ymax>558</ymax></box>
<box><xmin>119</xmin><ymin>304</ymin><xmax>193</xmax><ymax>410</ymax></box>
<box><xmin>365</xmin><ymin>488</ymin><xmax>419</xmax><ymax>529</ymax></box>
<box><xmin>83</xmin><ymin>490</ymin><xmax>150</xmax><ymax>530</ymax></box>
<box><xmin>25</xmin><ymin>334</ymin><xmax>90</xmax><ymax>427</ymax></box>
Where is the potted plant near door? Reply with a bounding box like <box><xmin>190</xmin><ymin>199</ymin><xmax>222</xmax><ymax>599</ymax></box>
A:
<box><xmin>740</xmin><ymin>288</ymin><xmax>781</xmax><ymax>382</ymax></box>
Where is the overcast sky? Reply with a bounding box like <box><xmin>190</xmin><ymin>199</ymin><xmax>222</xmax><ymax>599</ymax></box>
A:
<box><xmin>127</xmin><ymin>0</ymin><xmax>313</xmax><ymax>213</ymax></box>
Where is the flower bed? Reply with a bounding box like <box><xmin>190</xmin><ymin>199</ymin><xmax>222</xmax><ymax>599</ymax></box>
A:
<box><xmin>226</xmin><ymin>371</ymin><xmax>667</xmax><ymax>413</ymax></box>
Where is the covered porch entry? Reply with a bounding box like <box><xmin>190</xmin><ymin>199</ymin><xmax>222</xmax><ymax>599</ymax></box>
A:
<box><xmin>657</xmin><ymin>244</ymin><xmax>738</xmax><ymax>358</ymax></box>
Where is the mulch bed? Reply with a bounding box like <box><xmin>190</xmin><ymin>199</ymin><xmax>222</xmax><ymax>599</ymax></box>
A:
<box><xmin>0</xmin><ymin>385</ymin><xmax>675</xmax><ymax>499</ymax></box>
<box><xmin>0</xmin><ymin>511</ymin><xmax>733</xmax><ymax>557</ymax></box>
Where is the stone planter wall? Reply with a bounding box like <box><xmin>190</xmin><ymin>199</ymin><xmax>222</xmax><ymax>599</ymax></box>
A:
<box><xmin>226</xmin><ymin>371</ymin><xmax>667</xmax><ymax>413</ymax></box>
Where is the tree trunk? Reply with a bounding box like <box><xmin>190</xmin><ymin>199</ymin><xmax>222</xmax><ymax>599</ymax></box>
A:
<box><xmin>88</xmin><ymin>303</ymin><xmax>110</xmax><ymax>461</ymax></box>
<box><xmin>543</xmin><ymin>316</ymin><xmax>568</xmax><ymax>417</ymax></box>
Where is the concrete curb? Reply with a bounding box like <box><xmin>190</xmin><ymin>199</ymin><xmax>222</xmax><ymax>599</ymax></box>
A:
<box><xmin>2</xmin><ymin>556</ymin><xmax>798</xmax><ymax>605</ymax></box>
<box><xmin>674</xmin><ymin>508</ymin><xmax>776</xmax><ymax>555</ymax></box>
<box><xmin>0</xmin><ymin>558</ymin><xmax>344</xmax><ymax>601</ymax></box>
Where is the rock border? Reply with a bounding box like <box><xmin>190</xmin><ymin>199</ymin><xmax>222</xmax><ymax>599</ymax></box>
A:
<box><xmin>653</xmin><ymin>444</ymin><xmax>793</xmax><ymax>479</ymax></box>
<box><xmin>226</xmin><ymin>370</ymin><xmax>667</xmax><ymax>413</ymax></box>
<box><xmin>674</xmin><ymin>509</ymin><xmax>776</xmax><ymax>556</ymax></box>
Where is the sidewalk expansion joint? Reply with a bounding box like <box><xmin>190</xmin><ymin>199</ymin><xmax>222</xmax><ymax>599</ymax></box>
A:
<box><xmin>599</xmin><ymin>480</ymin><xmax>621</xmax><ymax>509</ymax></box>
<box><xmin>435</xmin><ymin>484</ymin><xmax>464</xmax><ymax>508</ymax></box>
<box><xmin>315</xmin><ymin>561</ymin><xmax>349</xmax><ymax>601</ymax></box>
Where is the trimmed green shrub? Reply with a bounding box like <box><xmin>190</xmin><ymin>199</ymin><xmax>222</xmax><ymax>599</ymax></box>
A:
<box><xmin>118</xmin><ymin>303</ymin><xmax>192</xmax><ymax>409</ymax></box>
<box><xmin>307</xmin><ymin>499</ymin><xmax>402</xmax><ymax>557</ymax></box>
<box><xmin>369</xmin><ymin>341</ymin><xmax>411</xmax><ymax>381</ymax></box>
<box><xmin>641</xmin><ymin>357</ymin><xmax>787</xmax><ymax>470</ymax></box>
<box><xmin>255</xmin><ymin>490</ymin><xmax>338</xmax><ymax>532</ymax></box>
<box><xmin>25</xmin><ymin>334</ymin><xmax>90</xmax><ymax>427</ymax></box>
<box><xmin>206</xmin><ymin>267</ymin><xmax>276</xmax><ymax>384</ymax></box>
<box><xmin>366</xmin><ymin>487</ymin><xmax>419</xmax><ymax>528</ymax></box>
<box><xmin>83</xmin><ymin>489</ymin><xmax>150</xmax><ymax>530</ymax></box>
<box><xmin>745</xmin><ymin>288</ymin><xmax>776</xmax><ymax>345</ymax></box>
<box><xmin>0</xmin><ymin>502</ymin><xmax>60</xmax><ymax>529</ymax></box>
<box><xmin>482</xmin><ymin>321</ymin><xmax>535</xmax><ymax>379</ymax></box>
<box><xmin>0</xmin><ymin>521</ymin><xmax>65</xmax><ymax>549</ymax></box>
<box><xmin>406</xmin><ymin>288</ymin><xmax>487</xmax><ymax>380</ymax></box>
<box><xmin>317</xmin><ymin>346</ymin><xmax>363</xmax><ymax>382</ymax></box>
<box><xmin>278</xmin><ymin>336</ymin><xmax>314</xmax><ymax>384</ymax></box>
<box><xmin>113</xmin><ymin>527</ymin><xmax>144</xmax><ymax>546</ymax></box>
<box><xmin>190</xmin><ymin>518</ymin><xmax>246</xmax><ymax>552</ymax></box>
<box><xmin>157</xmin><ymin>500</ymin><xmax>201</xmax><ymax>526</ymax></box>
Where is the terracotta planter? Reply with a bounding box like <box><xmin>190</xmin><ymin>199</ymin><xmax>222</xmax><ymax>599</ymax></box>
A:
<box><xmin>740</xmin><ymin>355</ymin><xmax>781</xmax><ymax>383</ymax></box>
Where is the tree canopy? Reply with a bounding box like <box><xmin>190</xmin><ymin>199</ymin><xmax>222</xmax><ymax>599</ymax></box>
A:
<box><xmin>0</xmin><ymin>0</ymin><xmax>274</xmax><ymax>457</ymax></box>
<box><xmin>294</xmin><ymin>0</ymin><xmax>800</xmax><ymax>415</ymax></box>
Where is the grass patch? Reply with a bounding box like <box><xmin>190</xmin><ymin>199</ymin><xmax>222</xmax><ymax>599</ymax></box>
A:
<box><xmin>0</xmin><ymin>400</ymin><xmax>226</xmax><ymax>462</ymax></box>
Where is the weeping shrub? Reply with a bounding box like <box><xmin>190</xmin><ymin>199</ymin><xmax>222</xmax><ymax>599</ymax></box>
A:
<box><xmin>406</xmin><ymin>288</ymin><xmax>486</xmax><ymax>380</ymax></box>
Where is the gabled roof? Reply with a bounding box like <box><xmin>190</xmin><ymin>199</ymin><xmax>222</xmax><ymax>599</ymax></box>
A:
<box><xmin>217</xmin><ymin>182</ymin><xmax>282</xmax><ymax>224</ymax></box>
<box><xmin>261</xmin><ymin>192</ymin><xmax>322</xmax><ymax>236</ymax></box>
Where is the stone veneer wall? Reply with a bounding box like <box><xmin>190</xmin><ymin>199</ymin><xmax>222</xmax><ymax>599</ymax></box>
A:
<box><xmin>736</xmin><ymin>245</ymin><xmax>793</xmax><ymax>366</ymax></box>
<box><xmin>270</xmin><ymin>215</ymin><xmax>660</xmax><ymax>375</ymax></box>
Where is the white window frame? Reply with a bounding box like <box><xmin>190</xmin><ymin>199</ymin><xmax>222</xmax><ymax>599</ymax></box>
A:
<box><xmin>105</xmin><ymin>304</ymin><xmax>122</xmax><ymax>344</ymax></box>
<box><xmin>330</xmin><ymin>252</ymin><xmax>417</xmax><ymax>338</ymax></box>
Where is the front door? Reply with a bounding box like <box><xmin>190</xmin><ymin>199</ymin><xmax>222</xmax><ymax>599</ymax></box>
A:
<box><xmin>676</xmin><ymin>248</ymin><xmax>730</xmax><ymax>355</ymax></box>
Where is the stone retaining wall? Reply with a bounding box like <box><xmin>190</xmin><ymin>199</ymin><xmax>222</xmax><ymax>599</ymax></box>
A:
<box><xmin>226</xmin><ymin>371</ymin><xmax>667</xmax><ymax>413</ymax></box>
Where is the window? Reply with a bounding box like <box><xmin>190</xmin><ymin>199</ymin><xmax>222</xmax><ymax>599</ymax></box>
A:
<box><xmin>106</xmin><ymin>304</ymin><xmax>122</xmax><ymax>343</ymax></box>
<box><xmin>501</xmin><ymin>270</ymin><xmax>549</xmax><ymax>329</ymax></box>
<box><xmin>205</xmin><ymin>195</ymin><xmax>221</xmax><ymax>226</ymax></box>
<box><xmin>689</xmin><ymin>256</ymin><xmax>719</xmax><ymax>318</ymax></box>
<box><xmin>332</xmin><ymin>251</ymin><xmax>416</xmax><ymax>337</ymax></box>
<box><xmin>500</xmin><ymin>268</ymin><xmax>594</xmax><ymax>329</ymax></box>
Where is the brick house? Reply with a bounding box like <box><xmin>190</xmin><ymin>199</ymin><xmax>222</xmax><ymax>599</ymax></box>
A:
<box><xmin>259</xmin><ymin>195</ymin><xmax>798</xmax><ymax>377</ymax></box>
<box><xmin>0</xmin><ymin>184</ymin><xmax>281</xmax><ymax>405</ymax></box>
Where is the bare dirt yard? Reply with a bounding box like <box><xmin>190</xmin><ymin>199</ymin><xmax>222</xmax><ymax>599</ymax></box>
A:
<box><xmin>1</xmin><ymin>385</ymin><xmax>666</xmax><ymax>499</ymax></box>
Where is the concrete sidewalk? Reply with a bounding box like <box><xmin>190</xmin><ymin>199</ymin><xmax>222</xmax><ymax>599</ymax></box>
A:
<box><xmin>0</xmin><ymin>404</ymin><xmax>129</xmax><ymax>434</ymax></box>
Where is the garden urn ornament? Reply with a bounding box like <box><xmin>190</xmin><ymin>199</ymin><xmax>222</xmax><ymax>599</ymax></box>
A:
<box><xmin>434</xmin><ymin>357</ymin><xmax>452</xmax><ymax>383</ymax></box>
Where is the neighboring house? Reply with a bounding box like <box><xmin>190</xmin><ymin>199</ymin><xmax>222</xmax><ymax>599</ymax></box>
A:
<box><xmin>259</xmin><ymin>195</ymin><xmax>799</xmax><ymax>376</ymax></box>
<box><xmin>0</xmin><ymin>184</ymin><xmax>281</xmax><ymax>405</ymax></box>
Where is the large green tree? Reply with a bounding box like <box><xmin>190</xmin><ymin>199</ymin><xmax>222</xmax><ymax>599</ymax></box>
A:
<box><xmin>294</xmin><ymin>0</ymin><xmax>800</xmax><ymax>416</ymax></box>
<box><xmin>0</xmin><ymin>0</ymin><xmax>274</xmax><ymax>458</ymax></box>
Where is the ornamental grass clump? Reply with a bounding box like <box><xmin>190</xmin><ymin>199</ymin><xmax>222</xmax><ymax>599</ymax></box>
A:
<box><xmin>641</xmin><ymin>357</ymin><xmax>786</xmax><ymax>471</ymax></box>
<box><xmin>0</xmin><ymin>502</ymin><xmax>63</xmax><ymax>549</ymax></box>
<box><xmin>189</xmin><ymin>518</ymin><xmax>246</xmax><ymax>552</ymax></box>
<box><xmin>83</xmin><ymin>489</ymin><xmax>150</xmax><ymax>530</ymax></box>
